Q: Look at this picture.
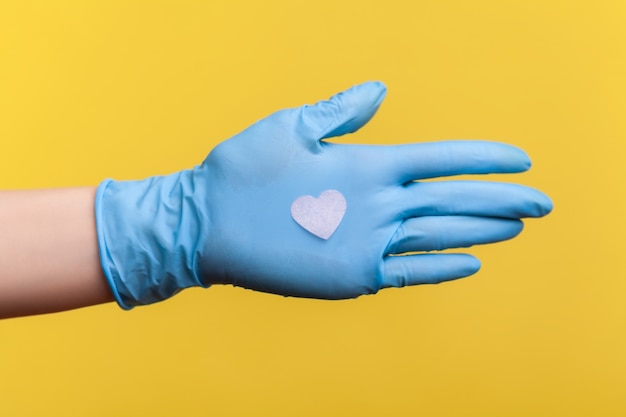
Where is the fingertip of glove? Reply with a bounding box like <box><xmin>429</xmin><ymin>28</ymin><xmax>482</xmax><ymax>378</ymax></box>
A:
<box><xmin>343</xmin><ymin>80</ymin><xmax>387</xmax><ymax>108</ymax></box>
<box><xmin>461</xmin><ymin>254</ymin><xmax>482</xmax><ymax>276</ymax></box>
<box><xmin>493</xmin><ymin>142</ymin><xmax>532</xmax><ymax>172</ymax></box>
<box><xmin>318</xmin><ymin>81</ymin><xmax>388</xmax><ymax>139</ymax></box>
<box><xmin>518</xmin><ymin>149</ymin><xmax>532</xmax><ymax>172</ymax></box>
<box><xmin>536</xmin><ymin>192</ymin><xmax>554</xmax><ymax>217</ymax></box>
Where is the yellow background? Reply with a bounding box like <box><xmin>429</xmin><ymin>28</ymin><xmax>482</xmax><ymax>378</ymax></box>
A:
<box><xmin>1</xmin><ymin>1</ymin><xmax>625</xmax><ymax>415</ymax></box>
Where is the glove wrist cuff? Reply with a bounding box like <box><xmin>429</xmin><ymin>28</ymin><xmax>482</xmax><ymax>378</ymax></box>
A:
<box><xmin>95</xmin><ymin>171</ymin><xmax>209</xmax><ymax>309</ymax></box>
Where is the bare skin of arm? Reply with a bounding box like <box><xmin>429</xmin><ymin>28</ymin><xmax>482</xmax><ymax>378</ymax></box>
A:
<box><xmin>0</xmin><ymin>187</ymin><xmax>113</xmax><ymax>319</ymax></box>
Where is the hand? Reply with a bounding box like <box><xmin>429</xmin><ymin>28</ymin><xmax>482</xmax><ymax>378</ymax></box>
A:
<box><xmin>96</xmin><ymin>81</ymin><xmax>552</xmax><ymax>308</ymax></box>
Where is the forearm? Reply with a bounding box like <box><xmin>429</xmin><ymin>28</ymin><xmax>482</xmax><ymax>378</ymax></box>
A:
<box><xmin>0</xmin><ymin>187</ymin><xmax>113</xmax><ymax>319</ymax></box>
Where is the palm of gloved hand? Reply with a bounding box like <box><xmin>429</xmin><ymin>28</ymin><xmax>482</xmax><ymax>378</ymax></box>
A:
<box><xmin>196</xmin><ymin>81</ymin><xmax>552</xmax><ymax>299</ymax></box>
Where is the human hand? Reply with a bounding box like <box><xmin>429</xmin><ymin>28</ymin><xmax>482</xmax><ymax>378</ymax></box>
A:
<box><xmin>96</xmin><ymin>81</ymin><xmax>552</xmax><ymax>308</ymax></box>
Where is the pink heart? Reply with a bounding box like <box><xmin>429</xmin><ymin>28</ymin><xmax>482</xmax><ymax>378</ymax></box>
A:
<box><xmin>290</xmin><ymin>190</ymin><xmax>347</xmax><ymax>240</ymax></box>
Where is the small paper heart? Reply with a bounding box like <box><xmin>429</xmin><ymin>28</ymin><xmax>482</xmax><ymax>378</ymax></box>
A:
<box><xmin>290</xmin><ymin>190</ymin><xmax>347</xmax><ymax>240</ymax></box>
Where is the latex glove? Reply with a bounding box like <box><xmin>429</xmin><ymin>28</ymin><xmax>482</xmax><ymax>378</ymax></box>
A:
<box><xmin>95</xmin><ymin>81</ymin><xmax>552</xmax><ymax>309</ymax></box>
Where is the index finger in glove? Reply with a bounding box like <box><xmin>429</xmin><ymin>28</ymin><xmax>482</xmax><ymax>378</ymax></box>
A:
<box><xmin>378</xmin><ymin>140</ymin><xmax>532</xmax><ymax>184</ymax></box>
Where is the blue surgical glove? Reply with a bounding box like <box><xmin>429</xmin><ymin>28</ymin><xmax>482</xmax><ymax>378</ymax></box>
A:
<box><xmin>95</xmin><ymin>81</ymin><xmax>552</xmax><ymax>309</ymax></box>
